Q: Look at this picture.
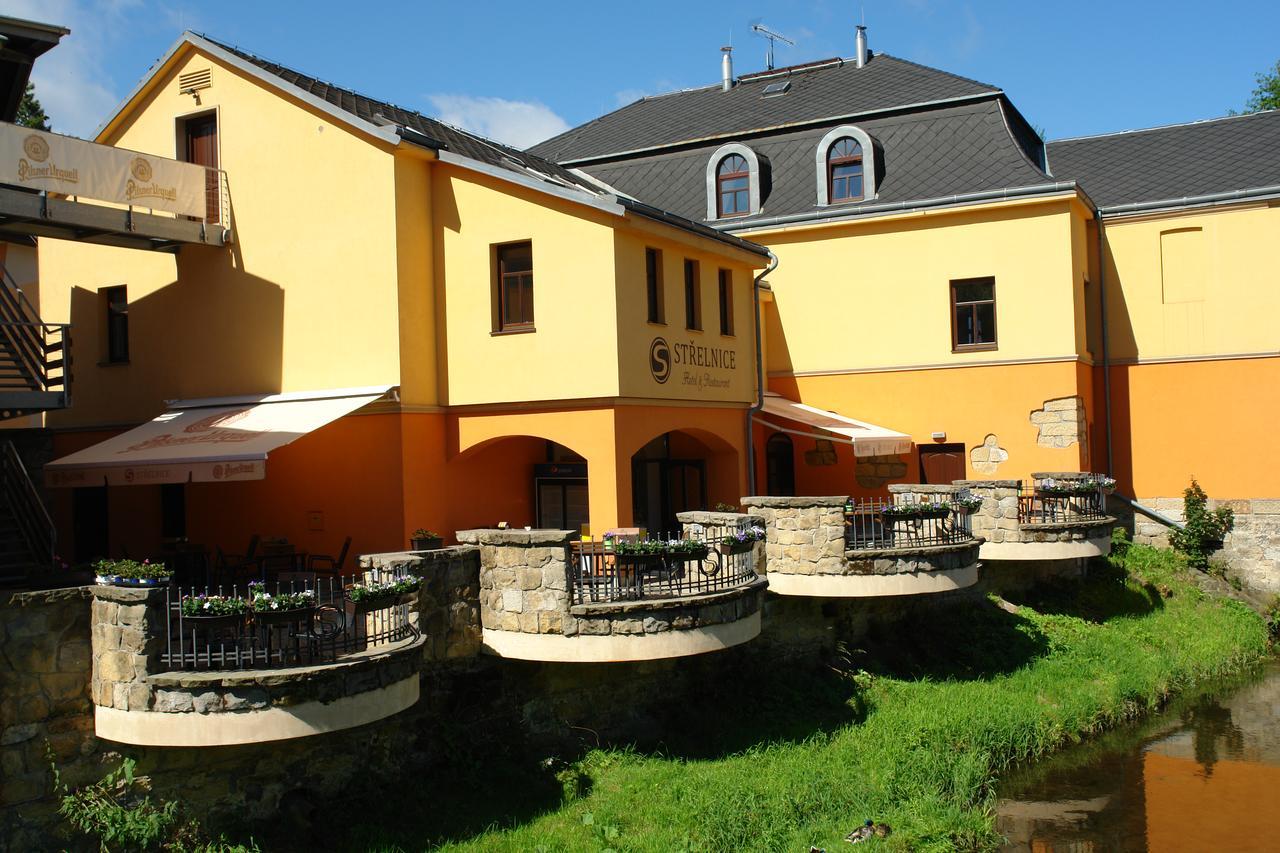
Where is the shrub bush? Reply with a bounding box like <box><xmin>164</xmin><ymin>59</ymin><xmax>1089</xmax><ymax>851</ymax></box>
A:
<box><xmin>1169</xmin><ymin>479</ymin><xmax>1234</xmax><ymax>571</ymax></box>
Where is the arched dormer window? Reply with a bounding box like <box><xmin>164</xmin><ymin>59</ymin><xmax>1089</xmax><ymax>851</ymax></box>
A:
<box><xmin>705</xmin><ymin>142</ymin><xmax>763</xmax><ymax>220</ymax></box>
<box><xmin>716</xmin><ymin>154</ymin><xmax>750</xmax><ymax>217</ymax></box>
<box><xmin>827</xmin><ymin>138</ymin><xmax>864</xmax><ymax>203</ymax></box>
<box><xmin>815</xmin><ymin>125</ymin><xmax>877</xmax><ymax>206</ymax></box>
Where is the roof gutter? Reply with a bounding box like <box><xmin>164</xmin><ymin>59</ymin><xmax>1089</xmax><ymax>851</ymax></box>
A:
<box><xmin>1097</xmin><ymin>184</ymin><xmax>1280</xmax><ymax>218</ymax></box>
<box><xmin>718</xmin><ymin>181</ymin><xmax>1084</xmax><ymax>234</ymax></box>
<box><xmin>746</xmin><ymin>248</ymin><xmax>780</xmax><ymax>497</ymax></box>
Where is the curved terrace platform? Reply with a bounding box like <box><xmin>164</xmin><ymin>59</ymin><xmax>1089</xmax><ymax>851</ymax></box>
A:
<box><xmin>91</xmin><ymin>567</ymin><xmax>424</xmax><ymax>747</ymax></box>
<box><xmin>742</xmin><ymin>489</ymin><xmax>982</xmax><ymax>598</ymax></box>
<box><xmin>464</xmin><ymin>526</ymin><xmax>766</xmax><ymax>663</ymax></box>
<box><xmin>956</xmin><ymin>474</ymin><xmax>1116</xmax><ymax>561</ymax></box>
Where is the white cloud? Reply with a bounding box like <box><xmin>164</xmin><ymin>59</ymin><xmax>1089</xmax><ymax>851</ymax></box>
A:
<box><xmin>424</xmin><ymin>94</ymin><xmax>569</xmax><ymax>150</ymax></box>
<box><xmin>7</xmin><ymin>0</ymin><xmax>140</xmax><ymax>138</ymax></box>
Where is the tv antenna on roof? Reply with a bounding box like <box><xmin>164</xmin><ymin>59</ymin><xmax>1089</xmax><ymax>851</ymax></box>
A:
<box><xmin>751</xmin><ymin>23</ymin><xmax>795</xmax><ymax>71</ymax></box>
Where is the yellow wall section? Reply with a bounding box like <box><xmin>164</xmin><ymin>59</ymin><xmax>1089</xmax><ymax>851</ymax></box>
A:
<box><xmin>394</xmin><ymin>152</ymin><xmax>438</xmax><ymax>407</ymax></box>
<box><xmin>752</xmin><ymin>197</ymin><xmax>1085</xmax><ymax>377</ymax></box>
<box><xmin>613</xmin><ymin>229</ymin><xmax>757</xmax><ymax>404</ymax></box>
<box><xmin>1103</xmin><ymin>201</ymin><xmax>1280</xmax><ymax>362</ymax></box>
<box><xmin>39</xmin><ymin>45</ymin><xmax>402</xmax><ymax>428</ymax></box>
<box><xmin>434</xmin><ymin>164</ymin><xmax>621</xmax><ymax>406</ymax></box>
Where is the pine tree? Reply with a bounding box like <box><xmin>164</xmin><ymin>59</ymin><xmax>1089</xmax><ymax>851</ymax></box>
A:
<box><xmin>16</xmin><ymin>82</ymin><xmax>50</xmax><ymax>131</ymax></box>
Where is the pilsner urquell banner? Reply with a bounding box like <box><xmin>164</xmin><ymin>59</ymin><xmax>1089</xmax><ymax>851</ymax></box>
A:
<box><xmin>0</xmin><ymin>123</ymin><xmax>209</xmax><ymax>219</ymax></box>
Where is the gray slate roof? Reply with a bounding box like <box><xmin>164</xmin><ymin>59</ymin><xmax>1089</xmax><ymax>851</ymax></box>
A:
<box><xmin>579</xmin><ymin>98</ymin><xmax>1054</xmax><ymax>227</ymax></box>
<box><xmin>1047</xmin><ymin>111</ymin><xmax>1280</xmax><ymax>209</ymax></box>
<box><xmin>530</xmin><ymin>53</ymin><xmax>1001</xmax><ymax>164</ymax></box>
<box><xmin>197</xmin><ymin>34</ymin><xmax>767</xmax><ymax>256</ymax></box>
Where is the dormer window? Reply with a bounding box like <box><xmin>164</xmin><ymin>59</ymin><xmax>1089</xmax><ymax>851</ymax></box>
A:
<box><xmin>716</xmin><ymin>154</ymin><xmax>751</xmax><ymax>218</ymax></box>
<box><xmin>827</xmin><ymin>138</ymin><xmax>864</xmax><ymax>203</ymax></box>
<box><xmin>705</xmin><ymin>143</ymin><xmax>763</xmax><ymax>220</ymax></box>
<box><xmin>815</xmin><ymin>125</ymin><xmax>877</xmax><ymax>207</ymax></box>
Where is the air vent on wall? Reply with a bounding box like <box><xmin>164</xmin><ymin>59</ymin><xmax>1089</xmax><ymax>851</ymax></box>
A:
<box><xmin>178</xmin><ymin>68</ymin><xmax>212</xmax><ymax>93</ymax></box>
<box><xmin>762</xmin><ymin>81</ymin><xmax>791</xmax><ymax>97</ymax></box>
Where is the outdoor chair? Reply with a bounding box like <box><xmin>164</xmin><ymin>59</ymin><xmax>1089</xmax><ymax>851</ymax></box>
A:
<box><xmin>214</xmin><ymin>534</ymin><xmax>261</xmax><ymax>587</ymax></box>
<box><xmin>307</xmin><ymin>536</ymin><xmax>351</xmax><ymax>577</ymax></box>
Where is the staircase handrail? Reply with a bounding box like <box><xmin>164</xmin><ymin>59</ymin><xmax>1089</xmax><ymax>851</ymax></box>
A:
<box><xmin>0</xmin><ymin>439</ymin><xmax>55</xmax><ymax>572</ymax></box>
<box><xmin>0</xmin><ymin>262</ymin><xmax>70</xmax><ymax>397</ymax></box>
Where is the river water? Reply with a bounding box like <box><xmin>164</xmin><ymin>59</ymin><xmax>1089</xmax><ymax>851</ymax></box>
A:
<box><xmin>996</xmin><ymin>660</ymin><xmax>1280</xmax><ymax>852</ymax></box>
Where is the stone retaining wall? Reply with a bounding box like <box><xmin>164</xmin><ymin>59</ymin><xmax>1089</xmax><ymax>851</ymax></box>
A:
<box><xmin>458</xmin><ymin>528</ymin><xmax>573</xmax><ymax>636</ymax></box>
<box><xmin>845</xmin><ymin>542</ymin><xmax>981</xmax><ymax>576</ymax></box>
<box><xmin>957</xmin><ymin>480</ymin><xmax>1115</xmax><ymax>550</ymax></box>
<box><xmin>569</xmin><ymin>580</ymin><xmax>766</xmax><ymax>637</ymax></box>
<box><xmin>1115</xmin><ymin>495</ymin><xmax>1280</xmax><ymax>594</ymax></box>
<box><xmin>363</xmin><ymin>546</ymin><xmax>482</xmax><ymax>660</ymax></box>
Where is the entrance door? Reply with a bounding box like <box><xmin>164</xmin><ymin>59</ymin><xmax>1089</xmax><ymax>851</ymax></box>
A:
<box><xmin>766</xmin><ymin>433</ymin><xmax>796</xmax><ymax>495</ymax></box>
<box><xmin>183</xmin><ymin>113</ymin><xmax>220</xmax><ymax>223</ymax></box>
<box><xmin>536</xmin><ymin>479</ymin><xmax>590</xmax><ymax>533</ymax></box>
<box><xmin>919</xmin><ymin>443</ymin><xmax>966</xmax><ymax>484</ymax></box>
<box><xmin>631</xmin><ymin>458</ymin><xmax>707</xmax><ymax>534</ymax></box>
<box><xmin>72</xmin><ymin>487</ymin><xmax>109</xmax><ymax>562</ymax></box>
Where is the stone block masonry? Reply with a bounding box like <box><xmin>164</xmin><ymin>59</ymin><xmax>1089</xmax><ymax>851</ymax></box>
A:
<box><xmin>459</xmin><ymin>528</ymin><xmax>574</xmax><ymax>636</ymax></box>
<box><xmin>740</xmin><ymin>496</ymin><xmax>848</xmax><ymax>577</ymax></box>
<box><xmin>1030</xmin><ymin>395</ymin><xmax>1088</xmax><ymax>454</ymax></box>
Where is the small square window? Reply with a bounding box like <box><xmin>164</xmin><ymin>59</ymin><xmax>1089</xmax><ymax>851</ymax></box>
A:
<box><xmin>684</xmin><ymin>259</ymin><xmax>702</xmax><ymax>330</ymax></box>
<box><xmin>950</xmin><ymin>277</ymin><xmax>996</xmax><ymax>351</ymax></box>
<box><xmin>494</xmin><ymin>242</ymin><xmax>534</xmax><ymax>332</ymax></box>
<box><xmin>646</xmin><ymin>248</ymin><xmax>665</xmax><ymax>324</ymax></box>
<box><xmin>102</xmin><ymin>285</ymin><xmax>129</xmax><ymax>364</ymax></box>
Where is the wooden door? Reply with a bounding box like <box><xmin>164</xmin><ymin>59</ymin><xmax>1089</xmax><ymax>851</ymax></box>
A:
<box><xmin>183</xmin><ymin>114</ymin><xmax>219</xmax><ymax>223</ymax></box>
<box><xmin>919</xmin><ymin>444</ymin><xmax>966</xmax><ymax>484</ymax></box>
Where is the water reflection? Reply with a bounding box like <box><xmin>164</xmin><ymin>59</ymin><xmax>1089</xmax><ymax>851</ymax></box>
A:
<box><xmin>996</xmin><ymin>661</ymin><xmax>1280</xmax><ymax>852</ymax></box>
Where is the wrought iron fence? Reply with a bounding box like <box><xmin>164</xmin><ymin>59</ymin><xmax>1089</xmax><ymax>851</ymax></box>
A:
<box><xmin>1017</xmin><ymin>484</ymin><xmax>1108</xmax><ymax>524</ymax></box>
<box><xmin>844</xmin><ymin>498</ymin><xmax>976</xmax><ymax>550</ymax></box>
<box><xmin>569</xmin><ymin>524</ymin><xmax>759</xmax><ymax>605</ymax></box>
<box><xmin>161</xmin><ymin>565</ymin><xmax>419</xmax><ymax>671</ymax></box>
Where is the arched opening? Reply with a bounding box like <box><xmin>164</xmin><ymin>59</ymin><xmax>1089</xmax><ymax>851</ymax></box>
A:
<box><xmin>630</xmin><ymin>430</ymin><xmax>738</xmax><ymax>534</ymax></box>
<box><xmin>827</xmin><ymin>137</ymin><xmax>864</xmax><ymax>203</ymax></box>
<box><xmin>716</xmin><ymin>154</ymin><xmax>751</xmax><ymax>218</ymax></box>
<box><xmin>448</xmin><ymin>436</ymin><xmax>589</xmax><ymax>533</ymax></box>
<box><xmin>766</xmin><ymin>433</ymin><xmax>796</xmax><ymax>496</ymax></box>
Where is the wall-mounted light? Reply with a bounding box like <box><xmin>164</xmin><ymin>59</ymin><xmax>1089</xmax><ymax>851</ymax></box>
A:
<box><xmin>179</xmin><ymin>87</ymin><xmax>202</xmax><ymax>106</ymax></box>
<box><xmin>931</xmin><ymin>431</ymin><xmax>946</xmax><ymax>442</ymax></box>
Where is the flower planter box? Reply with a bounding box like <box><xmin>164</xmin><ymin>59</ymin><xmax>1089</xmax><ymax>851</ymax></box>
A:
<box><xmin>253</xmin><ymin>606</ymin><xmax>316</xmax><ymax>626</ymax></box>
<box><xmin>718</xmin><ymin>541</ymin><xmax>756</xmax><ymax>556</ymax></box>
<box><xmin>951</xmin><ymin>505</ymin><xmax>980</xmax><ymax>516</ymax></box>
<box><xmin>178</xmin><ymin>612</ymin><xmax>247</xmax><ymax>630</ymax></box>
<box><xmin>95</xmin><ymin>575</ymin><xmax>171</xmax><ymax>587</ymax></box>
<box><xmin>351</xmin><ymin>591</ymin><xmax>416</xmax><ymax>614</ymax></box>
<box><xmin>881</xmin><ymin>508</ymin><xmax>950</xmax><ymax>522</ymax></box>
<box><xmin>410</xmin><ymin>536</ymin><xmax>443</xmax><ymax>551</ymax></box>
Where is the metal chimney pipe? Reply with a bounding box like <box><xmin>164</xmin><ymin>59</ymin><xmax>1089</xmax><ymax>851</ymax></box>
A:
<box><xmin>721</xmin><ymin>46</ymin><xmax>734</xmax><ymax>91</ymax></box>
<box><xmin>854</xmin><ymin>25</ymin><xmax>868</xmax><ymax>68</ymax></box>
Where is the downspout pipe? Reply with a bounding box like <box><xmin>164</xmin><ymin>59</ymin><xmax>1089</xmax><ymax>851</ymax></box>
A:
<box><xmin>746</xmin><ymin>248</ymin><xmax>780</xmax><ymax>497</ymax></box>
<box><xmin>1096</xmin><ymin>215</ymin><xmax>1114</xmax><ymax>477</ymax></box>
<box><xmin>1113</xmin><ymin>492</ymin><xmax>1185</xmax><ymax>531</ymax></box>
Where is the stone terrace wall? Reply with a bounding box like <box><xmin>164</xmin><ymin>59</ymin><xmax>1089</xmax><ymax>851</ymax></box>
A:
<box><xmin>1114</xmin><ymin>495</ymin><xmax>1280</xmax><ymax>594</ymax></box>
<box><xmin>1</xmin><ymin>588</ymin><xmax>97</xmax><ymax>814</ymax></box>
<box><xmin>459</xmin><ymin>528</ymin><xmax>573</xmax><ymax>636</ymax></box>
<box><xmin>740</xmin><ymin>496</ymin><xmax>846</xmax><ymax>577</ymax></box>
<box><xmin>363</xmin><ymin>546</ymin><xmax>483</xmax><ymax>661</ymax></box>
<box><xmin>954</xmin><ymin>480</ymin><xmax>1022</xmax><ymax>544</ymax></box>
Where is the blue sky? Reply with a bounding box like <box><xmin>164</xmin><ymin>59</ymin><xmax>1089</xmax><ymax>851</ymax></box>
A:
<box><xmin>15</xmin><ymin>0</ymin><xmax>1280</xmax><ymax>147</ymax></box>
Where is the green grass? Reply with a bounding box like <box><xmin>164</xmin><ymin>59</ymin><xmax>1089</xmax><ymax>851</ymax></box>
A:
<box><xmin>338</xmin><ymin>545</ymin><xmax>1269</xmax><ymax>852</ymax></box>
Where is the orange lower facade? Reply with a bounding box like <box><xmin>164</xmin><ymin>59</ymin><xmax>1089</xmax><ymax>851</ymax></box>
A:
<box><xmin>50</xmin><ymin>403</ymin><xmax>753</xmax><ymax>562</ymax></box>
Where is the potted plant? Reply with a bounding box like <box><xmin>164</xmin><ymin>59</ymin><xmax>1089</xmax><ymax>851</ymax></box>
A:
<box><xmin>880</xmin><ymin>501</ymin><xmax>950</xmax><ymax>521</ymax></box>
<box><xmin>661</xmin><ymin>538</ymin><xmax>710</xmax><ymax>562</ymax></box>
<box><xmin>950</xmin><ymin>495</ymin><xmax>984</xmax><ymax>515</ymax></box>
<box><xmin>610</xmin><ymin>537</ymin><xmax>670</xmax><ymax>569</ymax></box>
<box><xmin>347</xmin><ymin>576</ymin><xmax>421</xmax><ymax>612</ymax></box>
<box><xmin>719</xmin><ymin>525</ymin><xmax>766</xmax><ymax>555</ymax></box>
<box><xmin>179</xmin><ymin>593</ymin><xmax>251</xmax><ymax>628</ymax></box>
<box><xmin>410</xmin><ymin>528</ymin><xmax>443</xmax><ymax>550</ymax></box>
<box><xmin>248</xmin><ymin>582</ymin><xmax>317</xmax><ymax>625</ymax></box>
<box><xmin>94</xmin><ymin>558</ymin><xmax>171</xmax><ymax>587</ymax></box>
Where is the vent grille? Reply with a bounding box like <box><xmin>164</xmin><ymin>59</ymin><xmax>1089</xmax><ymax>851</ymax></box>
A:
<box><xmin>178</xmin><ymin>68</ymin><xmax>212</xmax><ymax>92</ymax></box>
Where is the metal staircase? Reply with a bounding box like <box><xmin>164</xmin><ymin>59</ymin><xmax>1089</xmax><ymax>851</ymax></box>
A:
<box><xmin>0</xmin><ymin>261</ymin><xmax>69</xmax><ymax>419</ymax></box>
<box><xmin>0</xmin><ymin>439</ymin><xmax>55</xmax><ymax>583</ymax></box>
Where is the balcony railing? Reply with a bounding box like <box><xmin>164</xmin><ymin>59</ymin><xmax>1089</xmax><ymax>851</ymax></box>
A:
<box><xmin>160</xmin><ymin>566</ymin><xmax>418</xmax><ymax>671</ymax></box>
<box><xmin>844</xmin><ymin>498</ymin><xmax>976</xmax><ymax>550</ymax></box>
<box><xmin>569</xmin><ymin>524</ymin><xmax>759</xmax><ymax>606</ymax></box>
<box><xmin>1017</xmin><ymin>483</ymin><xmax>1109</xmax><ymax>525</ymax></box>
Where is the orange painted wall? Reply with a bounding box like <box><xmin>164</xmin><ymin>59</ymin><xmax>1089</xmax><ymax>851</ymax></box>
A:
<box><xmin>1143</xmin><ymin>752</ymin><xmax>1280</xmax><ymax>853</ymax></box>
<box><xmin>1106</xmin><ymin>356</ymin><xmax>1280</xmax><ymax>498</ymax></box>
<box><xmin>762</xmin><ymin>359</ymin><xmax>1096</xmax><ymax>496</ymax></box>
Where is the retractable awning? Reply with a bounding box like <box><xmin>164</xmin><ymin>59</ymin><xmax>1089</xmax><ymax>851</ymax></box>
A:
<box><xmin>759</xmin><ymin>392</ymin><xmax>913</xmax><ymax>458</ymax></box>
<box><xmin>45</xmin><ymin>386</ymin><xmax>393</xmax><ymax>487</ymax></box>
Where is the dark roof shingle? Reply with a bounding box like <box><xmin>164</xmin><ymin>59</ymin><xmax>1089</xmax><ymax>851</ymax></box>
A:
<box><xmin>530</xmin><ymin>53</ymin><xmax>1000</xmax><ymax>164</ymax></box>
<box><xmin>579</xmin><ymin>98</ymin><xmax>1054</xmax><ymax>225</ymax></box>
<box><xmin>1047</xmin><ymin>111</ymin><xmax>1280</xmax><ymax>209</ymax></box>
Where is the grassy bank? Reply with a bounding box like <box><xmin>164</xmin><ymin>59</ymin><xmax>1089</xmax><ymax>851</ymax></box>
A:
<box><xmin>343</xmin><ymin>545</ymin><xmax>1269</xmax><ymax>852</ymax></box>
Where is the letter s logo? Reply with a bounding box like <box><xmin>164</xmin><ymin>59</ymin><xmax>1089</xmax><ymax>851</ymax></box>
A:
<box><xmin>649</xmin><ymin>337</ymin><xmax>671</xmax><ymax>384</ymax></box>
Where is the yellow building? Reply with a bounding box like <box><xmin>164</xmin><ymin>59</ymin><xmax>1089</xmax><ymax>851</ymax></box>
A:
<box><xmin>4</xmin><ymin>31</ymin><xmax>768</xmax><ymax>565</ymax></box>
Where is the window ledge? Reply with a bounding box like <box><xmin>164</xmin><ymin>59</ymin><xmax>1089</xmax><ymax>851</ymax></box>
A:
<box><xmin>952</xmin><ymin>344</ymin><xmax>998</xmax><ymax>354</ymax></box>
<box><xmin>491</xmin><ymin>327</ymin><xmax>536</xmax><ymax>337</ymax></box>
<box><xmin>97</xmin><ymin>360</ymin><xmax>131</xmax><ymax>367</ymax></box>
<box><xmin>646</xmin><ymin>320</ymin><xmax>667</xmax><ymax>328</ymax></box>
